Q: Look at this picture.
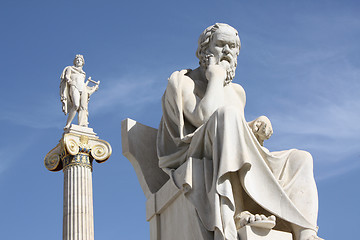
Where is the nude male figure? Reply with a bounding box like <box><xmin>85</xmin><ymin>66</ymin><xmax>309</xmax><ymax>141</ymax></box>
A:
<box><xmin>60</xmin><ymin>55</ymin><xmax>99</xmax><ymax>129</ymax></box>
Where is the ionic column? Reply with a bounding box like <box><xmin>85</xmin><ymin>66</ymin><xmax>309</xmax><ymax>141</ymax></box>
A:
<box><xmin>45</xmin><ymin>125</ymin><xmax>111</xmax><ymax>240</ymax></box>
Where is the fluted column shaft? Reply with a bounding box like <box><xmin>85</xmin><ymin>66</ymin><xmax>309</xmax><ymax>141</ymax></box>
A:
<box><xmin>63</xmin><ymin>162</ymin><xmax>94</xmax><ymax>240</ymax></box>
<box><xmin>45</xmin><ymin>129</ymin><xmax>112</xmax><ymax>240</ymax></box>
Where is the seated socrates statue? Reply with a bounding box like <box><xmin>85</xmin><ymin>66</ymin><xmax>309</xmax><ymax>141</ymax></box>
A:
<box><xmin>156</xmin><ymin>23</ymin><xmax>323</xmax><ymax>240</ymax></box>
<box><xmin>60</xmin><ymin>54</ymin><xmax>100</xmax><ymax>129</ymax></box>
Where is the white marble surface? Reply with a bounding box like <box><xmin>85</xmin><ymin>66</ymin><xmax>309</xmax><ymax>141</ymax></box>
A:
<box><xmin>121</xmin><ymin>119</ymin><xmax>169</xmax><ymax>199</ymax></box>
<box><xmin>63</xmin><ymin>165</ymin><xmax>94</xmax><ymax>240</ymax></box>
<box><xmin>238</xmin><ymin>226</ymin><xmax>292</xmax><ymax>240</ymax></box>
<box><xmin>45</xmin><ymin>126</ymin><xmax>111</xmax><ymax>240</ymax></box>
<box><xmin>64</xmin><ymin>124</ymin><xmax>98</xmax><ymax>138</ymax></box>
<box><xmin>155</xmin><ymin>23</ymin><xmax>321</xmax><ymax>240</ymax></box>
<box><xmin>122</xmin><ymin>118</ymin><xmax>310</xmax><ymax>240</ymax></box>
<box><xmin>122</xmin><ymin>23</ymin><xmax>323</xmax><ymax>240</ymax></box>
<box><xmin>60</xmin><ymin>55</ymin><xmax>100</xmax><ymax>129</ymax></box>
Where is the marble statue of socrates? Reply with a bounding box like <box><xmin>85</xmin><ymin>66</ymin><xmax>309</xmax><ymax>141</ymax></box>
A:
<box><xmin>157</xmin><ymin>23</ymin><xmax>323</xmax><ymax>240</ymax></box>
<box><xmin>60</xmin><ymin>54</ymin><xmax>99</xmax><ymax>129</ymax></box>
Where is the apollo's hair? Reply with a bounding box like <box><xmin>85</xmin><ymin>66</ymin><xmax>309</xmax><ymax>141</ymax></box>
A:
<box><xmin>196</xmin><ymin>23</ymin><xmax>241</xmax><ymax>68</ymax></box>
<box><xmin>73</xmin><ymin>54</ymin><xmax>85</xmax><ymax>66</ymax></box>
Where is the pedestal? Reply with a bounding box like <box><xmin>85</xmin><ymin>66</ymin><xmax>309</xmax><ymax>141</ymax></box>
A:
<box><xmin>238</xmin><ymin>225</ymin><xmax>293</xmax><ymax>240</ymax></box>
<box><xmin>45</xmin><ymin>125</ymin><xmax>111</xmax><ymax>240</ymax></box>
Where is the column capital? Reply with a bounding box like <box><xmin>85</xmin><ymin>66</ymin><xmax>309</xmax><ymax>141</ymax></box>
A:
<box><xmin>44</xmin><ymin>125</ymin><xmax>112</xmax><ymax>172</ymax></box>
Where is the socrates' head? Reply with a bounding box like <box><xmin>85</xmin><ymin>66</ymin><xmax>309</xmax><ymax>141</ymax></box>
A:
<box><xmin>196</xmin><ymin>23</ymin><xmax>241</xmax><ymax>83</ymax></box>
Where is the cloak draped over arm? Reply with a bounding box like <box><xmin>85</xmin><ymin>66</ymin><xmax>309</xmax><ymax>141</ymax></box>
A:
<box><xmin>157</xmin><ymin>70</ymin><xmax>317</xmax><ymax>239</ymax></box>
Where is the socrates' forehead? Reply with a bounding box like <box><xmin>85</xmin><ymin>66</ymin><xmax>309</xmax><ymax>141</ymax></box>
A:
<box><xmin>212</xmin><ymin>31</ymin><xmax>238</xmax><ymax>44</ymax></box>
<box><xmin>214</xmin><ymin>27</ymin><xmax>238</xmax><ymax>38</ymax></box>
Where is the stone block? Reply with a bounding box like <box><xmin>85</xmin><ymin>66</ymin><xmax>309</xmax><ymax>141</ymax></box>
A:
<box><xmin>238</xmin><ymin>226</ymin><xmax>292</xmax><ymax>240</ymax></box>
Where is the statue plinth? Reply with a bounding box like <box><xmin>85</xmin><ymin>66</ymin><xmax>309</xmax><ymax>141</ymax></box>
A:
<box><xmin>63</xmin><ymin>124</ymin><xmax>98</xmax><ymax>138</ymax></box>
<box><xmin>238</xmin><ymin>226</ymin><xmax>292</xmax><ymax>240</ymax></box>
<box><xmin>45</xmin><ymin>124</ymin><xmax>111</xmax><ymax>240</ymax></box>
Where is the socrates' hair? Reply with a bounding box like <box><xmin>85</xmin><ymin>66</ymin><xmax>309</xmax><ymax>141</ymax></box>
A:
<box><xmin>196</xmin><ymin>23</ymin><xmax>241</xmax><ymax>68</ymax></box>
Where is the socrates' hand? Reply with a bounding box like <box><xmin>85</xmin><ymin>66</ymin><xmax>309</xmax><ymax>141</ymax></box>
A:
<box><xmin>205</xmin><ymin>56</ymin><xmax>227</xmax><ymax>84</ymax></box>
<box><xmin>252</xmin><ymin>116</ymin><xmax>273</xmax><ymax>145</ymax></box>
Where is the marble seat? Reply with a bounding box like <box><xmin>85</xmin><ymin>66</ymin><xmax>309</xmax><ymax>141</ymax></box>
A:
<box><xmin>122</xmin><ymin>118</ymin><xmax>210</xmax><ymax>239</ymax></box>
<box><xmin>121</xmin><ymin>118</ymin><xmax>292</xmax><ymax>240</ymax></box>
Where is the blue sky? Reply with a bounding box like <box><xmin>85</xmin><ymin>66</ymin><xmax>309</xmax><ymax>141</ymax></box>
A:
<box><xmin>0</xmin><ymin>0</ymin><xmax>359</xmax><ymax>239</ymax></box>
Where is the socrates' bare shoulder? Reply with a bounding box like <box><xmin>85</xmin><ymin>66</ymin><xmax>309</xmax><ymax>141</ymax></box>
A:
<box><xmin>231</xmin><ymin>82</ymin><xmax>246</xmax><ymax>105</ymax></box>
<box><xmin>167</xmin><ymin>69</ymin><xmax>195</xmax><ymax>97</ymax></box>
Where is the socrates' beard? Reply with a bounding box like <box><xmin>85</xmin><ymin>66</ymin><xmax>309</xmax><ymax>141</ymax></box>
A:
<box><xmin>202</xmin><ymin>56</ymin><xmax>237</xmax><ymax>86</ymax></box>
<box><xmin>224</xmin><ymin>65</ymin><xmax>236</xmax><ymax>85</ymax></box>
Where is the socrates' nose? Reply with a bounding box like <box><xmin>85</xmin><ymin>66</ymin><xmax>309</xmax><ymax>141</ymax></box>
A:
<box><xmin>222</xmin><ymin>45</ymin><xmax>230</xmax><ymax>54</ymax></box>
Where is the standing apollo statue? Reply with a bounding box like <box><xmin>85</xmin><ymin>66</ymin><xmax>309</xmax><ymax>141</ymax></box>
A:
<box><xmin>60</xmin><ymin>54</ymin><xmax>100</xmax><ymax>129</ymax></box>
<box><xmin>46</xmin><ymin>54</ymin><xmax>111</xmax><ymax>240</ymax></box>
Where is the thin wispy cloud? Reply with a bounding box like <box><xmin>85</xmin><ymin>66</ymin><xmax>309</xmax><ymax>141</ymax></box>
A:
<box><xmin>242</xmin><ymin>23</ymin><xmax>360</xmax><ymax>183</ymax></box>
<box><xmin>247</xmin><ymin>33</ymin><xmax>360</xmax><ymax>137</ymax></box>
<box><xmin>316</xmin><ymin>155</ymin><xmax>360</xmax><ymax>182</ymax></box>
<box><xmin>271</xmin><ymin>97</ymin><xmax>360</xmax><ymax>139</ymax></box>
<box><xmin>91</xmin><ymin>73</ymin><xmax>166</xmax><ymax>113</ymax></box>
<box><xmin>0</xmin><ymin>138</ymin><xmax>35</xmax><ymax>177</ymax></box>
<box><xmin>0</xmin><ymin>100</ymin><xmax>63</xmax><ymax>129</ymax></box>
<box><xmin>0</xmin><ymin>72</ymin><xmax>167</xmax><ymax>129</ymax></box>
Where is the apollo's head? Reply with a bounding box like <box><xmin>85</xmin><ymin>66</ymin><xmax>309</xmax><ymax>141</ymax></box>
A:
<box><xmin>73</xmin><ymin>54</ymin><xmax>85</xmax><ymax>67</ymax></box>
<box><xmin>196</xmin><ymin>23</ymin><xmax>241</xmax><ymax>83</ymax></box>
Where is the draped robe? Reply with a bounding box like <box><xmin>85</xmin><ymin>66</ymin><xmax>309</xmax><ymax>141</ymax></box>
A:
<box><xmin>157</xmin><ymin>69</ymin><xmax>318</xmax><ymax>239</ymax></box>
